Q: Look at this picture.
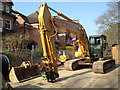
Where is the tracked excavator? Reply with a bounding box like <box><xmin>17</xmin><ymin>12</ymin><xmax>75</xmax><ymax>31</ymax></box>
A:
<box><xmin>1</xmin><ymin>3</ymin><xmax>115</xmax><ymax>84</ymax></box>
<box><xmin>38</xmin><ymin>3</ymin><xmax>115</xmax><ymax>82</ymax></box>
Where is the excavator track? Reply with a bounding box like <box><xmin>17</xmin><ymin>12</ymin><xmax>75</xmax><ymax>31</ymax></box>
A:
<box><xmin>64</xmin><ymin>58</ymin><xmax>93</xmax><ymax>71</ymax></box>
<box><xmin>64</xmin><ymin>59</ymin><xmax>80</xmax><ymax>71</ymax></box>
<box><xmin>93</xmin><ymin>59</ymin><xmax>115</xmax><ymax>73</ymax></box>
<box><xmin>64</xmin><ymin>58</ymin><xmax>115</xmax><ymax>74</ymax></box>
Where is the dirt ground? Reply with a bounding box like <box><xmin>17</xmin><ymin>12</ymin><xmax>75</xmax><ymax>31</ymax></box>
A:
<box><xmin>9</xmin><ymin>64</ymin><xmax>119</xmax><ymax>89</ymax></box>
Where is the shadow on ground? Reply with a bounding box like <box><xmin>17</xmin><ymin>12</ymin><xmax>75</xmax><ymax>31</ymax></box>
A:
<box><xmin>55</xmin><ymin>69</ymin><xmax>93</xmax><ymax>82</ymax></box>
<box><xmin>14</xmin><ymin>84</ymin><xmax>43</xmax><ymax>89</ymax></box>
<box><xmin>56</xmin><ymin>64</ymin><xmax>120</xmax><ymax>83</ymax></box>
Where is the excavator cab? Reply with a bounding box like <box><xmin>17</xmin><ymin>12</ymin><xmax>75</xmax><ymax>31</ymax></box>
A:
<box><xmin>89</xmin><ymin>35</ymin><xmax>107</xmax><ymax>58</ymax></box>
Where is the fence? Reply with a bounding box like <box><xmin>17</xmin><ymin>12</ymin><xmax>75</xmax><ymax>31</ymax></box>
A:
<box><xmin>2</xmin><ymin>48</ymin><xmax>74</xmax><ymax>66</ymax></box>
<box><xmin>2</xmin><ymin>49</ymin><xmax>42</xmax><ymax>66</ymax></box>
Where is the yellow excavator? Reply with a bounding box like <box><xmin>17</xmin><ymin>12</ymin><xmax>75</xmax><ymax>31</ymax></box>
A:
<box><xmin>2</xmin><ymin>3</ymin><xmax>115</xmax><ymax>84</ymax></box>
<box><xmin>38</xmin><ymin>3</ymin><xmax>115</xmax><ymax>82</ymax></box>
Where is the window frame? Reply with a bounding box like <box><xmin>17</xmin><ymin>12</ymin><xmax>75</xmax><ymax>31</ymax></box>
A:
<box><xmin>0</xmin><ymin>18</ymin><xmax>3</xmax><ymax>32</ymax></box>
<box><xmin>5</xmin><ymin>19</ymin><xmax>11</xmax><ymax>30</ymax></box>
<box><xmin>0</xmin><ymin>2</ymin><xmax>3</xmax><ymax>11</ymax></box>
<box><xmin>6</xmin><ymin>5</ymin><xmax>10</xmax><ymax>13</ymax></box>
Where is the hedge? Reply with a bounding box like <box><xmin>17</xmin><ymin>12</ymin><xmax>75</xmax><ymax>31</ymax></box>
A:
<box><xmin>56</xmin><ymin>46</ymin><xmax>73</xmax><ymax>50</ymax></box>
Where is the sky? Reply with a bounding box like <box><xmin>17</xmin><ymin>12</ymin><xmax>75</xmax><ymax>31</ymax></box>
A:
<box><xmin>12</xmin><ymin>2</ymin><xmax>109</xmax><ymax>36</ymax></box>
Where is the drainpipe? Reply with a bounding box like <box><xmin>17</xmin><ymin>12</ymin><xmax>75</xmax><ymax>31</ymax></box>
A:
<box><xmin>24</xmin><ymin>22</ymin><xmax>25</xmax><ymax>34</ymax></box>
<box><xmin>23</xmin><ymin>22</ymin><xmax>26</xmax><ymax>49</ymax></box>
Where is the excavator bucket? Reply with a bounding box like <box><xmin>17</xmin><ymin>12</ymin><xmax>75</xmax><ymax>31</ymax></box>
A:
<box><xmin>9</xmin><ymin>64</ymin><xmax>41</xmax><ymax>82</ymax></box>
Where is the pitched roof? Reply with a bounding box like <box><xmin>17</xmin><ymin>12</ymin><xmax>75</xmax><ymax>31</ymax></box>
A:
<box><xmin>3</xmin><ymin>0</ymin><xmax>14</xmax><ymax>6</ymax></box>
<box><xmin>8</xmin><ymin>2</ymin><xmax>14</xmax><ymax>6</ymax></box>
<box><xmin>27</xmin><ymin>11</ymin><xmax>39</xmax><ymax>24</ymax></box>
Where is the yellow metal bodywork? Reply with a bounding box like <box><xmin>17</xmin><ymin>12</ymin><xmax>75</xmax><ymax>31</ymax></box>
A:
<box><xmin>75</xmin><ymin>52</ymin><xmax>82</xmax><ymax>58</ymax></box>
<box><xmin>38</xmin><ymin>3</ymin><xmax>58</xmax><ymax>73</ymax></box>
<box><xmin>53</xmin><ymin>16</ymin><xmax>90</xmax><ymax>59</ymax></box>
<box><xmin>59</xmin><ymin>55</ymin><xmax>70</xmax><ymax>62</ymax></box>
<box><xmin>38</xmin><ymin>3</ymin><xmax>90</xmax><ymax>78</ymax></box>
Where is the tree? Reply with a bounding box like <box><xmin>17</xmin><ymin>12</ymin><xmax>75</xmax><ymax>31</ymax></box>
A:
<box><xmin>2</xmin><ymin>30</ymin><xmax>30</xmax><ymax>51</ymax></box>
<box><xmin>95</xmin><ymin>2</ymin><xmax>119</xmax><ymax>47</ymax></box>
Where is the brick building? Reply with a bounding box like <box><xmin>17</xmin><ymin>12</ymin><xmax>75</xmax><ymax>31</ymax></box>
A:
<box><xmin>0</xmin><ymin>1</ymin><xmax>16</xmax><ymax>33</ymax></box>
<box><xmin>27</xmin><ymin>11</ymin><xmax>60</xmax><ymax>47</ymax></box>
<box><xmin>17</xmin><ymin>10</ymin><xmax>74</xmax><ymax>47</ymax></box>
<box><xmin>0</xmin><ymin>1</ymin><xmax>37</xmax><ymax>50</ymax></box>
<box><xmin>1</xmin><ymin>1</ymin><xmax>75</xmax><ymax>50</ymax></box>
<box><xmin>11</xmin><ymin>10</ymin><xmax>40</xmax><ymax>49</ymax></box>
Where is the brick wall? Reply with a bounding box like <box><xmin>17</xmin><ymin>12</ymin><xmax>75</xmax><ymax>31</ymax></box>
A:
<box><xmin>58</xmin><ymin>33</ymin><xmax>66</xmax><ymax>46</ymax></box>
<box><xmin>29</xmin><ymin>27</ymin><xmax>42</xmax><ymax>47</ymax></box>
<box><xmin>14</xmin><ymin>14</ymin><xmax>42</xmax><ymax>47</ymax></box>
<box><xmin>2</xmin><ymin>15</ymin><xmax>13</xmax><ymax>29</ymax></box>
<box><xmin>16</xmin><ymin>14</ymin><xmax>25</xmax><ymax>24</ymax></box>
<box><xmin>25</xmin><ymin>24</ymin><xmax>42</xmax><ymax>47</ymax></box>
<box><xmin>2</xmin><ymin>2</ymin><xmax>12</xmax><ymax>13</ymax></box>
<box><xmin>2</xmin><ymin>2</ymin><xmax>14</xmax><ymax>30</ymax></box>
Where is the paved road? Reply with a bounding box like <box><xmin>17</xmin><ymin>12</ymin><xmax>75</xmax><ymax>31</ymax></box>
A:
<box><xmin>9</xmin><ymin>64</ymin><xmax>119</xmax><ymax>88</ymax></box>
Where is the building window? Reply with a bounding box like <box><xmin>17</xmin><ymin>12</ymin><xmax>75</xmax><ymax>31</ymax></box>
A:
<box><xmin>15</xmin><ymin>19</ymin><xmax>18</xmax><ymax>25</ymax></box>
<box><xmin>0</xmin><ymin>2</ymin><xmax>3</xmax><ymax>11</ymax></box>
<box><xmin>55</xmin><ymin>35</ymin><xmax>59</xmax><ymax>42</ymax></box>
<box><xmin>6</xmin><ymin>5</ymin><xmax>9</xmax><ymax>13</ymax></box>
<box><xmin>56</xmin><ymin>35</ymin><xmax>58</xmax><ymax>40</ymax></box>
<box><xmin>0</xmin><ymin>18</ymin><xmax>3</xmax><ymax>32</ymax></box>
<box><xmin>5</xmin><ymin>19</ymin><xmax>11</xmax><ymax>30</ymax></box>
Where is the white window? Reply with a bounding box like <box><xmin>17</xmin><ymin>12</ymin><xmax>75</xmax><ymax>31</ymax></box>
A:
<box><xmin>0</xmin><ymin>18</ymin><xmax>3</xmax><ymax>32</ymax></box>
<box><xmin>5</xmin><ymin>19</ymin><xmax>11</xmax><ymax>30</ymax></box>
<box><xmin>6</xmin><ymin>5</ymin><xmax>9</xmax><ymax>13</ymax></box>
<box><xmin>55</xmin><ymin>35</ymin><xmax>59</xmax><ymax>42</ymax></box>
<box><xmin>0</xmin><ymin>2</ymin><xmax>3</xmax><ymax>11</ymax></box>
<box><xmin>56</xmin><ymin>35</ymin><xmax>58</xmax><ymax>40</ymax></box>
<box><xmin>15</xmin><ymin>19</ymin><xmax>18</xmax><ymax>25</ymax></box>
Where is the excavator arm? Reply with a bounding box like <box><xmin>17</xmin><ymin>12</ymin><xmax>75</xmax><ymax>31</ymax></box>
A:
<box><xmin>38</xmin><ymin>3</ymin><xmax>90</xmax><ymax>81</ymax></box>
<box><xmin>38</xmin><ymin>3</ymin><xmax>59</xmax><ymax>82</ymax></box>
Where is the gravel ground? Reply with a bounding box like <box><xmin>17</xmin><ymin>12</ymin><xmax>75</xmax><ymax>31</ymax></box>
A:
<box><xmin>9</xmin><ymin>64</ymin><xmax>119</xmax><ymax>89</ymax></box>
